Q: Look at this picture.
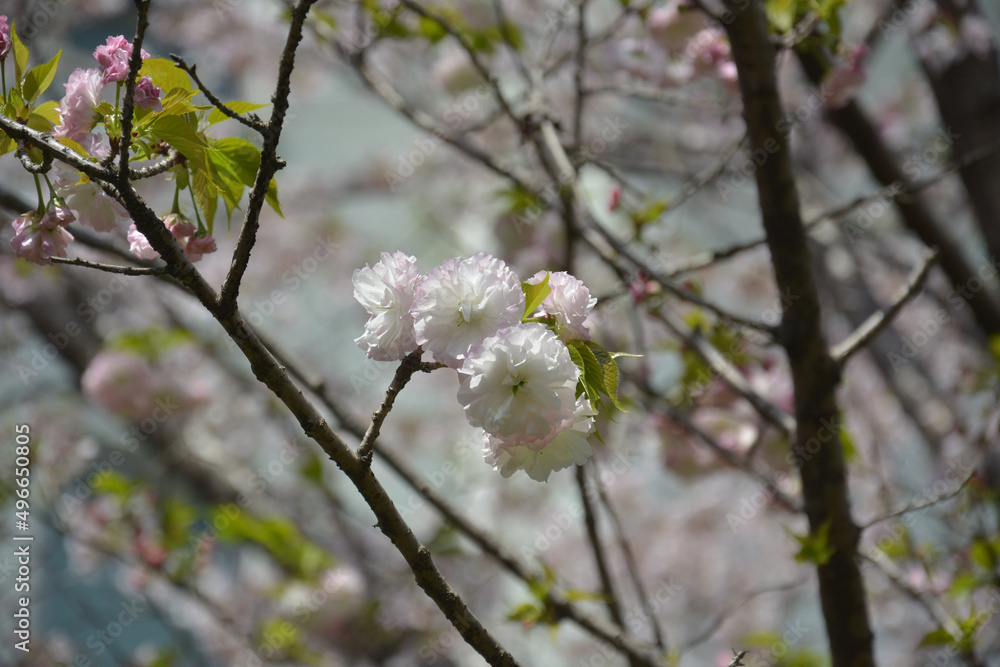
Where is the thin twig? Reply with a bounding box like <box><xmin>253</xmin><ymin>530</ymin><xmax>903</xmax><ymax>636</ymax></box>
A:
<box><xmin>171</xmin><ymin>55</ymin><xmax>269</xmax><ymax>134</ymax></box>
<box><xmin>337</xmin><ymin>44</ymin><xmax>532</xmax><ymax>192</ymax></box>
<box><xmin>681</xmin><ymin>578</ymin><xmax>807</xmax><ymax>653</ymax></box>
<box><xmin>860</xmin><ymin>472</ymin><xmax>975</xmax><ymax>530</ymax></box>
<box><xmin>831</xmin><ymin>247</ymin><xmax>939</xmax><ymax>364</ymax></box>
<box><xmin>218</xmin><ymin>0</ymin><xmax>319</xmax><ymax>311</ymax></box>
<box><xmin>0</xmin><ymin>116</ymin><xmax>111</xmax><ymax>183</ymax></box>
<box><xmin>128</xmin><ymin>149</ymin><xmax>181</xmax><ymax>179</ymax></box>
<box><xmin>642</xmin><ymin>387</ymin><xmax>800</xmax><ymax>511</ymax></box>
<box><xmin>398</xmin><ymin>0</ymin><xmax>521</xmax><ymax>128</ymax></box>
<box><xmin>356</xmin><ymin>349</ymin><xmax>441</xmax><ymax>464</ymax></box>
<box><xmin>118</xmin><ymin>0</ymin><xmax>149</xmax><ymax>185</ymax></box>
<box><xmin>16</xmin><ymin>144</ymin><xmax>53</xmax><ymax>173</ymax></box>
<box><xmin>576</xmin><ymin>464</ymin><xmax>627</xmax><ymax>631</ymax></box>
<box><xmin>572</xmin><ymin>0</ymin><xmax>590</xmax><ymax>148</ymax></box>
<box><xmin>48</xmin><ymin>256</ymin><xmax>168</xmax><ymax>275</ymax></box>
<box><xmin>593</xmin><ymin>468</ymin><xmax>668</xmax><ymax>651</ymax></box>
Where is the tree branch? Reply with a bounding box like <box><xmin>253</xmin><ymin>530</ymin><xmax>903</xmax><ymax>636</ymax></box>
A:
<box><xmin>48</xmin><ymin>256</ymin><xmax>169</xmax><ymax>275</ymax></box>
<box><xmin>218</xmin><ymin>0</ymin><xmax>318</xmax><ymax>311</ymax></box>
<box><xmin>721</xmin><ymin>2</ymin><xmax>876</xmax><ymax>665</ymax></box>
<box><xmin>170</xmin><ymin>55</ymin><xmax>269</xmax><ymax>134</ymax></box>
<box><xmin>831</xmin><ymin>248</ymin><xmax>939</xmax><ymax>365</ymax></box>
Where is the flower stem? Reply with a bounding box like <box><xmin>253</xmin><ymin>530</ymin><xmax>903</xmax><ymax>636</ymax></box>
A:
<box><xmin>32</xmin><ymin>174</ymin><xmax>44</xmax><ymax>210</ymax></box>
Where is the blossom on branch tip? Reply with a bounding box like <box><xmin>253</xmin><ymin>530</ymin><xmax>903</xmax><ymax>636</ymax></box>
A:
<box><xmin>353</xmin><ymin>251</ymin><xmax>424</xmax><ymax>361</ymax></box>
<box><xmin>412</xmin><ymin>252</ymin><xmax>524</xmax><ymax>367</ymax></box>
<box><xmin>53</xmin><ymin>68</ymin><xmax>105</xmax><ymax>155</ymax></box>
<box><xmin>55</xmin><ymin>169</ymin><xmax>128</xmax><ymax>232</ymax></box>
<box><xmin>94</xmin><ymin>35</ymin><xmax>149</xmax><ymax>84</ymax></box>
<box><xmin>527</xmin><ymin>270</ymin><xmax>597</xmax><ymax>340</ymax></box>
<box><xmin>457</xmin><ymin>323</ymin><xmax>579</xmax><ymax>447</ymax></box>
<box><xmin>10</xmin><ymin>208</ymin><xmax>74</xmax><ymax>265</ymax></box>
<box><xmin>484</xmin><ymin>397</ymin><xmax>595</xmax><ymax>482</ymax></box>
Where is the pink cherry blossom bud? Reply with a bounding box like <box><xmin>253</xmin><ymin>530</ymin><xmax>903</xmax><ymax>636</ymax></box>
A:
<box><xmin>184</xmin><ymin>234</ymin><xmax>217</xmax><ymax>262</ymax></box>
<box><xmin>133</xmin><ymin>76</ymin><xmax>162</xmax><ymax>111</ymax></box>
<box><xmin>127</xmin><ymin>223</ymin><xmax>159</xmax><ymax>260</ymax></box>
<box><xmin>10</xmin><ymin>209</ymin><xmax>74</xmax><ymax>266</ymax></box>
<box><xmin>0</xmin><ymin>16</ymin><xmax>10</xmax><ymax>59</ymax></box>
<box><xmin>94</xmin><ymin>35</ymin><xmax>150</xmax><ymax>84</ymax></box>
<box><xmin>163</xmin><ymin>213</ymin><xmax>196</xmax><ymax>241</ymax></box>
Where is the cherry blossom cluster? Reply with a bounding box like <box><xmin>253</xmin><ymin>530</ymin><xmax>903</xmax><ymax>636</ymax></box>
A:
<box><xmin>353</xmin><ymin>251</ymin><xmax>600</xmax><ymax>482</ymax></box>
<box><xmin>2</xmin><ymin>22</ymin><xmax>217</xmax><ymax>266</ymax></box>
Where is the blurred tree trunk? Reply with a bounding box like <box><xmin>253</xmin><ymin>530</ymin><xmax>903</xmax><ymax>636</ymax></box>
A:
<box><xmin>920</xmin><ymin>0</ymin><xmax>1000</xmax><ymax>270</ymax></box>
<box><xmin>722</xmin><ymin>2</ymin><xmax>876</xmax><ymax>666</ymax></box>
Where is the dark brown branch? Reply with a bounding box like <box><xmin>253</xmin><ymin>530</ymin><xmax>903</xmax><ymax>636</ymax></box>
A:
<box><xmin>256</xmin><ymin>336</ymin><xmax>667</xmax><ymax>667</ymax></box>
<box><xmin>218</xmin><ymin>0</ymin><xmax>319</xmax><ymax>310</ymax></box>
<box><xmin>576</xmin><ymin>465</ymin><xmax>627</xmax><ymax>633</ymax></box>
<box><xmin>128</xmin><ymin>149</ymin><xmax>181</xmax><ymax>179</ymax></box>
<box><xmin>0</xmin><ymin>117</ymin><xmax>112</xmax><ymax>183</ymax></box>
<box><xmin>722</xmin><ymin>2</ymin><xmax>876</xmax><ymax>665</ymax></box>
<box><xmin>594</xmin><ymin>470</ymin><xmax>668</xmax><ymax>651</ymax></box>
<box><xmin>48</xmin><ymin>256</ymin><xmax>168</xmax><ymax>275</ymax></box>
<box><xmin>118</xmin><ymin>0</ymin><xmax>149</xmax><ymax>182</ymax></box>
<box><xmin>356</xmin><ymin>349</ymin><xmax>437</xmax><ymax>464</ymax></box>
<box><xmin>170</xmin><ymin>55</ymin><xmax>269</xmax><ymax>134</ymax></box>
<box><xmin>831</xmin><ymin>247</ymin><xmax>939</xmax><ymax>364</ymax></box>
<box><xmin>797</xmin><ymin>48</ymin><xmax>1000</xmax><ymax>337</ymax></box>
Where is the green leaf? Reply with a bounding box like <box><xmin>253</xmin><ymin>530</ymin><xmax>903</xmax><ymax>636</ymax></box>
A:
<box><xmin>206</xmin><ymin>147</ymin><xmax>246</xmax><ymax>221</ymax></box>
<box><xmin>840</xmin><ymin>425</ymin><xmax>858</xmax><ymax>464</ymax></box>
<box><xmin>107</xmin><ymin>327</ymin><xmax>196</xmax><ymax>361</ymax></box>
<box><xmin>0</xmin><ymin>133</ymin><xmax>15</xmax><ymax>157</ymax></box>
<box><xmin>266</xmin><ymin>178</ymin><xmax>283</xmax><ymax>218</ymax></box>
<box><xmin>10</xmin><ymin>22</ymin><xmax>29</xmax><ymax>88</ymax></box>
<box><xmin>155</xmin><ymin>88</ymin><xmax>203</xmax><ymax>120</ymax></box>
<box><xmin>630</xmin><ymin>197</ymin><xmax>669</xmax><ymax>229</ymax></box>
<box><xmin>31</xmin><ymin>100</ymin><xmax>59</xmax><ymax>126</ymax></box>
<box><xmin>212</xmin><ymin>136</ymin><xmax>260</xmax><ymax>186</ymax></box>
<box><xmin>150</xmin><ymin>115</ymin><xmax>209</xmax><ymax>170</ymax></box>
<box><xmin>583</xmin><ymin>340</ymin><xmax>627</xmax><ymax>412</ymax></box>
<box><xmin>191</xmin><ymin>168</ymin><xmax>219</xmax><ymax>233</ymax></box>
<box><xmin>790</xmin><ymin>519</ymin><xmax>835</xmax><ymax>565</ymax></box>
<box><xmin>26</xmin><ymin>111</ymin><xmax>54</xmax><ymax>133</ymax></box>
<box><xmin>21</xmin><ymin>49</ymin><xmax>62</xmax><ymax>104</ymax></box>
<box><xmin>766</xmin><ymin>0</ymin><xmax>798</xmax><ymax>32</ymax></box>
<box><xmin>161</xmin><ymin>498</ymin><xmax>199</xmax><ymax>551</ymax></box>
<box><xmin>418</xmin><ymin>16</ymin><xmax>448</xmax><ymax>43</ymax></box>
<box><xmin>521</xmin><ymin>272</ymin><xmax>552</xmax><ymax>320</ymax></box>
<box><xmin>207</xmin><ymin>100</ymin><xmax>268</xmax><ymax>127</ymax></box>
<box><xmin>92</xmin><ymin>471</ymin><xmax>136</xmax><ymax>499</ymax></box>
<box><xmin>212</xmin><ymin>510</ymin><xmax>333</xmax><ymax>579</ymax></box>
<box><xmin>917</xmin><ymin>628</ymin><xmax>955</xmax><ymax>649</ymax></box>
<box><xmin>139</xmin><ymin>58</ymin><xmax>194</xmax><ymax>95</ymax></box>
<box><xmin>970</xmin><ymin>538</ymin><xmax>996</xmax><ymax>572</ymax></box>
